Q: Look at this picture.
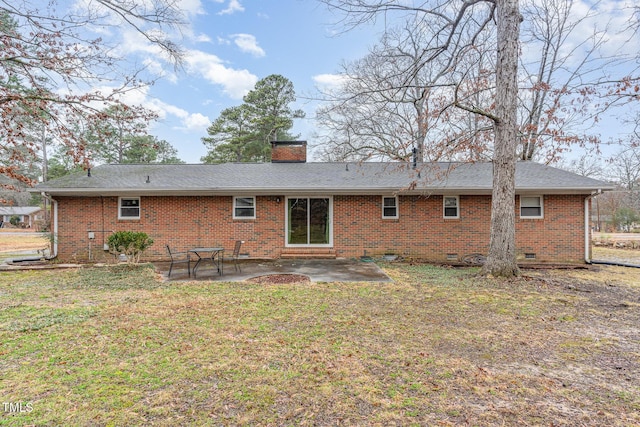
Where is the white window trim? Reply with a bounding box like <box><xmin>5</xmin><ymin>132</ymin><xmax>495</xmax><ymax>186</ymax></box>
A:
<box><xmin>443</xmin><ymin>196</ymin><xmax>460</xmax><ymax>219</ymax></box>
<box><xmin>382</xmin><ymin>196</ymin><xmax>399</xmax><ymax>219</ymax></box>
<box><xmin>233</xmin><ymin>196</ymin><xmax>256</xmax><ymax>219</ymax></box>
<box><xmin>520</xmin><ymin>195</ymin><xmax>544</xmax><ymax>219</ymax></box>
<box><xmin>118</xmin><ymin>197</ymin><xmax>140</xmax><ymax>220</ymax></box>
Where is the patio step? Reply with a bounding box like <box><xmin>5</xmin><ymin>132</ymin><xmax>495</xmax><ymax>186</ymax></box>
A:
<box><xmin>280</xmin><ymin>248</ymin><xmax>337</xmax><ymax>259</ymax></box>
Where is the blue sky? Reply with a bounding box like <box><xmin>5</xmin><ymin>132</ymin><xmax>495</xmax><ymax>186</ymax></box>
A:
<box><xmin>116</xmin><ymin>0</ymin><xmax>379</xmax><ymax>163</ymax></box>
<box><xmin>105</xmin><ymin>0</ymin><xmax>638</xmax><ymax>165</ymax></box>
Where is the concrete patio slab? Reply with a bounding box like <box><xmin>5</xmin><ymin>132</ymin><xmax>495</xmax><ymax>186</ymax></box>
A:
<box><xmin>156</xmin><ymin>258</ymin><xmax>393</xmax><ymax>283</ymax></box>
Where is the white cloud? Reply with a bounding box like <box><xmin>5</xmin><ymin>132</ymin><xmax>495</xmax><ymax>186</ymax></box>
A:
<box><xmin>112</xmin><ymin>85</ymin><xmax>152</xmax><ymax>105</ymax></box>
<box><xmin>520</xmin><ymin>0</ymin><xmax>640</xmax><ymax>71</ymax></box>
<box><xmin>118</xmin><ymin>27</ymin><xmax>167</xmax><ymax>59</ymax></box>
<box><xmin>313</xmin><ymin>73</ymin><xmax>347</xmax><ymax>90</ymax></box>
<box><xmin>146</xmin><ymin>99</ymin><xmax>210</xmax><ymax>132</ymax></box>
<box><xmin>218</xmin><ymin>0</ymin><xmax>244</xmax><ymax>15</ymax></box>
<box><xmin>591</xmin><ymin>0</ymin><xmax>640</xmax><ymax>56</ymax></box>
<box><xmin>143</xmin><ymin>58</ymin><xmax>177</xmax><ymax>83</ymax></box>
<box><xmin>185</xmin><ymin>50</ymin><xmax>258</xmax><ymax>98</ymax></box>
<box><xmin>184</xmin><ymin>113</ymin><xmax>211</xmax><ymax>131</ymax></box>
<box><xmin>148</xmin><ymin>99</ymin><xmax>188</xmax><ymax>120</ymax></box>
<box><xmin>230</xmin><ymin>34</ymin><xmax>266</xmax><ymax>57</ymax></box>
<box><xmin>104</xmin><ymin>29</ymin><xmax>258</xmax><ymax>99</ymax></box>
<box><xmin>194</xmin><ymin>33</ymin><xmax>212</xmax><ymax>43</ymax></box>
<box><xmin>178</xmin><ymin>0</ymin><xmax>206</xmax><ymax>17</ymax></box>
<box><xmin>60</xmin><ymin>84</ymin><xmax>152</xmax><ymax>113</ymax></box>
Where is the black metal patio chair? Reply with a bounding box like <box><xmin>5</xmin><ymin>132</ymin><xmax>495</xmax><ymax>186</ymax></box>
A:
<box><xmin>231</xmin><ymin>240</ymin><xmax>243</xmax><ymax>272</ymax></box>
<box><xmin>166</xmin><ymin>244</ymin><xmax>191</xmax><ymax>278</ymax></box>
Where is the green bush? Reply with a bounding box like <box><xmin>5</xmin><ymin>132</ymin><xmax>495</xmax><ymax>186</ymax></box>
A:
<box><xmin>107</xmin><ymin>231</ymin><xmax>154</xmax><ymax>264</ymax></box>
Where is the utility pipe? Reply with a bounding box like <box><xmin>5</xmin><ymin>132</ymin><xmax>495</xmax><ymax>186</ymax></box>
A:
<box><xmin>585</xmin><ymin>189</ymin><xmax>601</xmax><ymax>264</ymax></box>
<box><xmin>41</xmin><ymin>192</ymin><xmax>58</xmax><ymax>259</ymax></box>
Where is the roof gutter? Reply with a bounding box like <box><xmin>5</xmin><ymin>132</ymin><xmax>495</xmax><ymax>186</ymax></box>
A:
<box><xmin>35</xmin><ymin>187</ymin><xmax>606</xmax><ymax>198</ymax></box>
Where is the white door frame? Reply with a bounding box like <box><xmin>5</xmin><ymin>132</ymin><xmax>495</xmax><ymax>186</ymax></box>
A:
<box><xmin>284</xmin><ymin>196</ymin><xmax>333</xmax><ymax>247</ymax></box>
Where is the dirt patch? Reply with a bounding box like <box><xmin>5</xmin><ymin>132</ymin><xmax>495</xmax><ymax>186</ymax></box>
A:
<box><xmin>500</xmin><ymin>268</ymin><xmax>640</xmax><ymax>395</ymax></box>
<box><xmin>245</xmin><ymin>274</ymin><xmax>311</xmax><ymax>284</ymax></box>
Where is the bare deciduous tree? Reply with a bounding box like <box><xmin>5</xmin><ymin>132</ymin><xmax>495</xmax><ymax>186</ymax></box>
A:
<box><xmin>318</xmin><ymin>0</ymin><xmax>521</xmax><ymax>277</ymax></box>
<box><xmin>318</xmin><ymin>0</ymin><xmax>635</xmax><ymax>166</ymax></box>
<box><xmin>518</xmin><ymin>0</ymin><xmax>609</xmax><ymax>162</ymax></box>
<box><xmin>315</xmin><ymin>17</ymin><xmax>495</xmax><ymax>163</ymax></box>
<box><xmin>555</xmin><ymin>154</ymin><xmax>605</xmax><ymax>180</ymax></box>
<box><xmin>483</xmin><ymin>0</ymin><xmax>521</xmax><ymax>277</ymax></box>
<box><xmin>0</xmin><ymin>0</ymin><xmax>186</xmax><ymax>191</ymax></box>
<box><xmin>610</xmin><ymin>144</ymin><xmax>640</xmax><ymax>191</ymax></box>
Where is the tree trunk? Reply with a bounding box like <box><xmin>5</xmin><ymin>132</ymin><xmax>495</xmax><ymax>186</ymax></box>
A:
<box><xmin>482</xmin><ymin>0</ymin><xmax>521</xmax><ymax>277</ymax></box>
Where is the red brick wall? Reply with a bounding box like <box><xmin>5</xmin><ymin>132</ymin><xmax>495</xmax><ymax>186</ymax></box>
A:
<box><xmin>514</xmin><ymin>194</ymin><xmax>587</xmax><ymax>263</ymax></box>
<box><xmin>271</xmin><ymin>142</ymin><xmax>307</xmax><ymax>162</ymax></box>
<box><xmin>334</xmin><ymin>194</ymin><xmax>586</xmax><ymax>262</ymax></box>
<box><xmin>333</xmin><ymin>195</ymin><xmax>493</xmax><ymax>260</ymax></box>
<box><xmin>55</xmin><ymin>196</ymin><xmax>285</xmax><ymax>262</ymax></box>
<box><xmin>53</xmin><ymin>193</ymin><xmax>588</xmax><ymax>263</ymax></box>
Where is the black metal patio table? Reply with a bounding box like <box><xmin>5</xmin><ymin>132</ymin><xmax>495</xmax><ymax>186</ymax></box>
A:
<box><xmin>189</xmin><ymin>247</ymin><xmax>224</xmax><ymax>278</ymax></box>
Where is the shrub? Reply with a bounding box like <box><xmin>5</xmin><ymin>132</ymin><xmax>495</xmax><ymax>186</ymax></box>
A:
<box><xmin>107</xmin><ymin>231</ymin><xmax>154</xmax><ymax>264</ymax></box>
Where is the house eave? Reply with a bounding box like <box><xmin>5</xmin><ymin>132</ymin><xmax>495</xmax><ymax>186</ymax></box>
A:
<box><xmin>32</xmin><ymin>186</ymin><xmax>610</xmax><ymax>197</ymax></box>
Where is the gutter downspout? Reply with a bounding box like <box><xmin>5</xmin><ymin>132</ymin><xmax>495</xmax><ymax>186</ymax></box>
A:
<box><xmin>41</xmin><ymin>192</ymin><xmax>58</xmax><ymax>259</ymax></box>
<box><xmin>585</xmin><ymin>190</ymin><xmax>601</xmax><ymax>264</ymax></box>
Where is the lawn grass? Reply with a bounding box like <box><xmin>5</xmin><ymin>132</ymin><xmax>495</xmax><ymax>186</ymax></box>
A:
<box><xmin>0</xmin><ymin>233</ymin><xmax>49</xmax><ymax>254</ymax></box>
<box><xmin>593</xmin><ymin>245</ymin><xmax>640</xmax><ymax>263</ymax></box>
<box><xmin>1</xmin><ymin>263</ymin><xmax>639</xmax><ymax>426</ymax></box>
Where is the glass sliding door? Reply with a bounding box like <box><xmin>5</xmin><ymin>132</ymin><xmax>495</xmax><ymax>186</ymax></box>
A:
<box><xmin>309</xmin><ymin>198</ymin><xmax>330</xmax><ymax>244</ymax></box>
<box><xmin>288</xmin><ymin>198</ymin><xmax>308</xmax><ymax>245</ymax></box>
<box><xmin>287</xmin><ymin>197</ymin><xmax>331</xmax><ymax>246</ymax></box>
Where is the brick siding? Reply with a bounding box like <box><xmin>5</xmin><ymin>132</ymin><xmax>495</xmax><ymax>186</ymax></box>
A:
<box><xmin>54</xmin><ymin>193</ymin><xmax>588</xmax><ymax>263</ymax></box>
<box><xmin>270</xmin><ymin>141</ymin><xmax>307</xmax><ymax>163</ymax></box>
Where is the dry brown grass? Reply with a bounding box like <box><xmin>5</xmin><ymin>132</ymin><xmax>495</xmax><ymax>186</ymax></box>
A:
<box><xmin>0</xmin><ymin>233</ymin><xmax>49</xmax><ymax>253</ymax></box>
<box><xmin>0</xmin><ymin>263</ymin><xmax>639</xmax><ymax>426</ymax></box>
<box><xmin>593</xmin><ymin>246</ymin><xmax>640</xmax><ymax>264</ymax></box>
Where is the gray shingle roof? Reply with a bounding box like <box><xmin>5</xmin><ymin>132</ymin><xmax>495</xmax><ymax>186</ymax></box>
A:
<box><xmin>0</xmin><ymin>206</ymin><xmax>43</xmax><ymax>216</ymax></box>
<box><xmin>31</xmin><ymin>161</ymin><xmax>613</xmax><ymax>196</ymax></box>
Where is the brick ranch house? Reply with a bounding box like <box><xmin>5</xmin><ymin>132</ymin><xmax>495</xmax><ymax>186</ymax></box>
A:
<box><xmin>31</xmin><ymin>141</ymin><xmax>612</xmax><ymax>264</ymax></box>
<box><xmin>0</xmin><ymin>206</ymin><xmax>46</xmax><ymax>229</ymax></box>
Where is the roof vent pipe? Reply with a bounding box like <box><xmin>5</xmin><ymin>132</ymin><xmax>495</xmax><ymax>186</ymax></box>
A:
<box><xmin>412</xmin><ymin>147</ymin><xmax>417</xmax><ymax>170</ymax></box>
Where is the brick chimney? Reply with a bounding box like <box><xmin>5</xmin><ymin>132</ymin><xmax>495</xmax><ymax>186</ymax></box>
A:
<box><xmin>271</xmin><ymin>141</ymin><xmax>307</xmax><ymax>163</ymax></box>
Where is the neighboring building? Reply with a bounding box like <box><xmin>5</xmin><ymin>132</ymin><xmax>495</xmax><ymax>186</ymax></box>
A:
<box><xmin>0</xmin><ymin>206</ymin><xmax>45</xmax><ymax>229</ymax></box>
<box><xmin>30</xmin><ymin>141</ymin><xmax>613</xmax><ymax>264</ymax></box>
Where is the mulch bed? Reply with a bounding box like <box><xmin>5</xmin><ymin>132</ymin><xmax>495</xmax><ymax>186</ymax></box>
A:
<box><xmin>245</xmin><ymin>274</ymin><xmax>311</xmax><ymax>284</ymax></box>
